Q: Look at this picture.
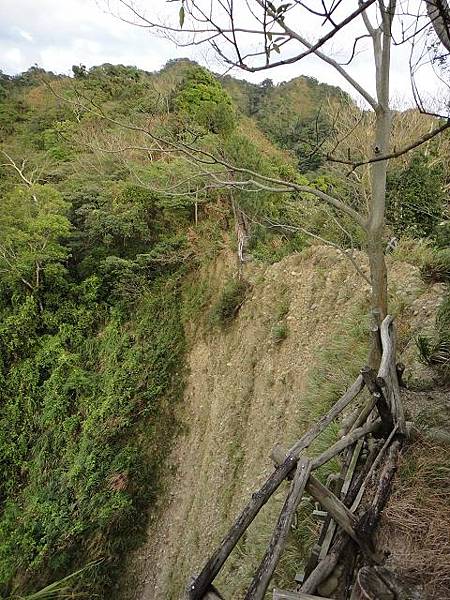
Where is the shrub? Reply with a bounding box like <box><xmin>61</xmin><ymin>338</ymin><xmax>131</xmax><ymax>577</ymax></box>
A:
<box><xmin>209</xmin><ymin>278</ymin><xmax>250</xmax><ymax>327</ymax></box>
<box><xmin>386</xmin><ymin>154</ymin><xmax>446</xmax><ymax>239</ymax></box>
<box><xmin>420</xmin><ymin>248</ymin><xmax>450</xmax><ymax>283</ymax></box>
<box><xmin>271</xmin><ymin>322</ymin><xmax>288</xmax><ymax>343</ymax></box>
<box><xmin>416</xmin><ymin>293</ymin><xmax>450</xmax><ymax>379</ymax></box>
<box><xmin>173</xmin><ymin>67</ymin><xmax>236</xmax><ymax>135</ymax></box>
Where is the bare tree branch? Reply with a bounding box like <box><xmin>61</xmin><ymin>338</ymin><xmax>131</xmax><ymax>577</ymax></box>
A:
<box><xmin>327</xmin><ymin>117</ymin><xmax>450</xmax><ymax>171</ymax></box>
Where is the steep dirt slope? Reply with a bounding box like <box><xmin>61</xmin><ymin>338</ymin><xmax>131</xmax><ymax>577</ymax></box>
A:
<box><xmin>119</xmin><ymin>246</ymin><xmax>443</xmax><ymax>600</ymax></box>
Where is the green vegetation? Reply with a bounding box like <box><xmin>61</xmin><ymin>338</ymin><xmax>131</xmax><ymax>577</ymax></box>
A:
<box><xmin>173</xmin><ymin>66</ymin><xmax>236</xmax><ymax>135</ymax></box>
<box><xmin>421</xmin><ymin>247</ymin><xmax>450</xmax><ymax>283</ymax></box>
<box><xmin>0</xmin><ymin>62</ymin><xmax>244</xmax><ymax>597</ymax></box>
<box><xmin>417</xmin><ymin>294</ymin><xmax>450</xmax><ymax>378</ymax></box>
<box><xmin>1</xmin><ymin>57</ymin><xmax>449</xmax><ymax>597</ymax></box>
<box><xmin>271</xmin><ymin>322</ymin><xmax>288</xmax><ymax>343</ymax></box>
<box><xmin>386</xmin><ymin>154</ymin><xmax>447</xmax><ymax>239</ymax></box>
<box><xmin>209</xmin><ymin>278</ymin><xmax>250</xmax><ymax>328</ymax></box>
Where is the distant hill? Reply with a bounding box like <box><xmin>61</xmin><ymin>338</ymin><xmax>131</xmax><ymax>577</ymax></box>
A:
<box><xmin>146</xmin><ymin>58</ymin><xmax>349</xmax><ymax>171</ymax></box>
<box><xmin>223</xmin><ymin>73</ymin><xmax>348</xmax><ymax>171</ymax></box>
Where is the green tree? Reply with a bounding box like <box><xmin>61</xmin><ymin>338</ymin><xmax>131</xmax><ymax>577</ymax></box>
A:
<box><xmin>173</xmin><ymin>67</ymin><xmax>236</xmax><ymax>134</ymax></box>
<box><xmin>0</xmin><ymin>184</ymin><xmax>71</xmax><ymax>296</ymax></box>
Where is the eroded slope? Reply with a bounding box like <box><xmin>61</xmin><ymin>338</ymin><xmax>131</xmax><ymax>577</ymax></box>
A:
<box><xmin>120</xmin><ymin>247</ymin><xmax>443</xmax><ymax>600</ymax></box>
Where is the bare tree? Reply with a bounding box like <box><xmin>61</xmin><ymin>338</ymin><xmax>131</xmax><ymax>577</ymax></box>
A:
<box><xmin>96</xmin><ymin>0</ymin><xmax>449</xmax><ymax>360</ymax></box>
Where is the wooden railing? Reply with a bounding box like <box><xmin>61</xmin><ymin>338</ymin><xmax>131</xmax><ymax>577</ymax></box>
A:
<box><xmin>186</xmin><ymin>316</ymin><xmax>409</xmax><ymax>600</ymax></box>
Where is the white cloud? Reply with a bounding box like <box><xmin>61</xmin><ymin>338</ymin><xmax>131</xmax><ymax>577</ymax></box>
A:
<box><xmin>14</xmin><ymin>27</ymin><xmax>33</xmax><ymax>42</ymax></box>
<box><xmin>3</xmin><ymin>47</ymin><xmax>23</xmax><ymax>70</ymax></box>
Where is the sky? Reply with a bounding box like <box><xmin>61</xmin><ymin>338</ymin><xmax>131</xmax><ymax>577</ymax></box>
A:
<box><xmin>0</xmin><ymin>0</ymin><xmax>446</xmax><ymax>110</ymax></box>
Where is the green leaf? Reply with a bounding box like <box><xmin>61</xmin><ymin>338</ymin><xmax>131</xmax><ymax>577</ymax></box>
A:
<box><xmin>179</xmin><ymin>5</ymin><xmax>185</xmax><ymax>28</ymax></box>
<box><xmin>273</xmin><ymin>43</ymin><xmax>281</xmax><ymax>54</ymax></box>
<box><xmin>267</xmin><ymin>31</ymin><xmax>273</xmax><ymax>41</ymax></box>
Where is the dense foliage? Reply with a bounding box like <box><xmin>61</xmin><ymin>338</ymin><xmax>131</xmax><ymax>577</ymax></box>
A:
<box><xmin>0</xmin><ymin>59</ymin><xmax>449</xmax><ymax>597</ymax></box>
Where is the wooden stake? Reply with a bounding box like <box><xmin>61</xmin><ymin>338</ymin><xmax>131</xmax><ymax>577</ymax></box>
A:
<box><xmin>187</xmin><ymin>376</ymin><xmax>365</xmax><ymax>599</ymax></box>
<box><xmin>312</xmin><ymin>419</ymin><xmax>380</xmax><ymax>470</ymax></box>
<box><xmin>245</xmin><ymin>458</ymin><xmax>312</xmax><ymax>600</ymax></box>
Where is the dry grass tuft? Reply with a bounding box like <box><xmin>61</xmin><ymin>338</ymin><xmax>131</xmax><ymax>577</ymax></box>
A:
<box><xmin>380</xmin><ymin>439</ymin><xmax>450</xmax><ymax>599</ymax></box>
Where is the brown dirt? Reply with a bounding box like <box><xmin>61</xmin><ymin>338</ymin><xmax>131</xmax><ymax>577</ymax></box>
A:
<box><xmin>117</xmin><ymin>246</ymin><xmax>445</xmax><ymax>600</ymax></box>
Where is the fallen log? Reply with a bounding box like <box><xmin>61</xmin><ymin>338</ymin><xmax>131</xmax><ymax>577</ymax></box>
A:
<box><xmin>245</xmin><ymin>458</ymin><xmax>312</xmax><ymax>600</ymax></box>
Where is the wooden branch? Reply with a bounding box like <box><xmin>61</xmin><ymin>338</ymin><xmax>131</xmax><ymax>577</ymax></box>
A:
<box><xmin>301</xmin><ymin>531</ymin><xmax>349</xmax><ymax>595</ymax></box>
<box><xmin>376</xmin><ymin>317</ymin><xmax>406</xmax><ymax>435</ymax></box>
<box><xmin>377</xmin><ymin>315</ymin><xmax>395</xmax><ymax>384</ymax></box>
<box><xmin>356</xmin><ymin>440</ymin><xmax>402</xmax><ymax>539</ymax></box>
<box><xmin>288</xmin><ymin>375</ymin><xmax>364</xmax><ymax>456</ymax></box>
<box><xmin>225</xmin><ymin>0</ymin><xmax>378</xmax><ymax>74</ymax></box>
<box><xmin>360</xmin><ymin>367</ymin><xmax>393</xmax><ymax>436</ymax></box>
<box><xmin>187</xmin><ymin>375</ymin><xmax>364</xmax><ymax>599</ymax></box>
<box><xmin>350</xmin><ymin>427</ymin><xmax>398</xmax><ymax>513</ymax></box>
<box><xmin>351</xmin><ymin>397</ymin><xmax>377</xmax><ymax>432</ymax></box>
<box><xmin>350</xmin><ymin>566</ymin><xmax>394</xmax><ymax>599</ymax></box>
<box><xmin>257</xmin><ymin>0</ymin><xmax>378</xmax><ymax>110</ymax></box>
<box><xmin>306</xmin><ymin>476</ymin><xmax>378</xmax><ymax>563</ymax></box>
<box><xmin>302</xmin><ymin>437</ymin><xmax>382</xmax><ymax>595</ymax></box>
<box><xmin>343</xmin><ymin>441</ymin><xmax>381</xmax><ymax>508</ymax></box>
<box><xmin>340</xmin><ymin>440</ymin><xmax>364</xmax><ymax>502</ymax></box>
<box><xmin>273</xmin><ymin>590</ymin><xmax>329</xmax><ymax>600</ymax></box>
<box><xmin>327</xmin><ymin>120</ymin><xmax>450</xmax><ymax>170</ymax></box>
<box><xmin>311</xmin><ymin>419</ymin><xmax>380</xmax><ymax>470</ymax></box>
<box><xmin>307</xmin><ymin>476</ymin><xmax>357</xmax><ymax>539</ymax></box>
<box><xmin>314</xmin><ymin>444</ymin><xmax>361</xmax><ymax>566</ymax></box>
<box><xmin>245</xmin><ymin>458</ymin><xmax>312</xmax><ymax>600</ymax></box>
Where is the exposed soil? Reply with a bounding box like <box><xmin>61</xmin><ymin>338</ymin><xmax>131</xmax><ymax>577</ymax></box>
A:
<box><xmin>117</xmin><ymin>247</ymin><xmax>445</xmax><ymax>600</ymax></box>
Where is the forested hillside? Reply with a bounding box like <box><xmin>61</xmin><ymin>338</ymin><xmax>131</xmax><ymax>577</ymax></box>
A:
<box><xmin>0</xmin><ymin>60</ymin><xmax>448</xmax><ymax>598</ymax></box>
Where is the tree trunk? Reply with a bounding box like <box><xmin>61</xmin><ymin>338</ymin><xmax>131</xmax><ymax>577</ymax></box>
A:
<box><xmin>367</xmin><ymin>104</ymin><xmax>390</xmax><ymax>367</ymax></box>
<box><xmin>366</xmin><ymin>5</ymin><xmax>395</xmax><ymax>365</ymax></box>
<box><xmin>367</xmin><ymin>228</ymin><xmax>387</xmax><ymax>321</ymax></box>
<box><xmin>427</xmin><ymin>0</ymin><xmax>450</xmax><ymax>53</ymax></box>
